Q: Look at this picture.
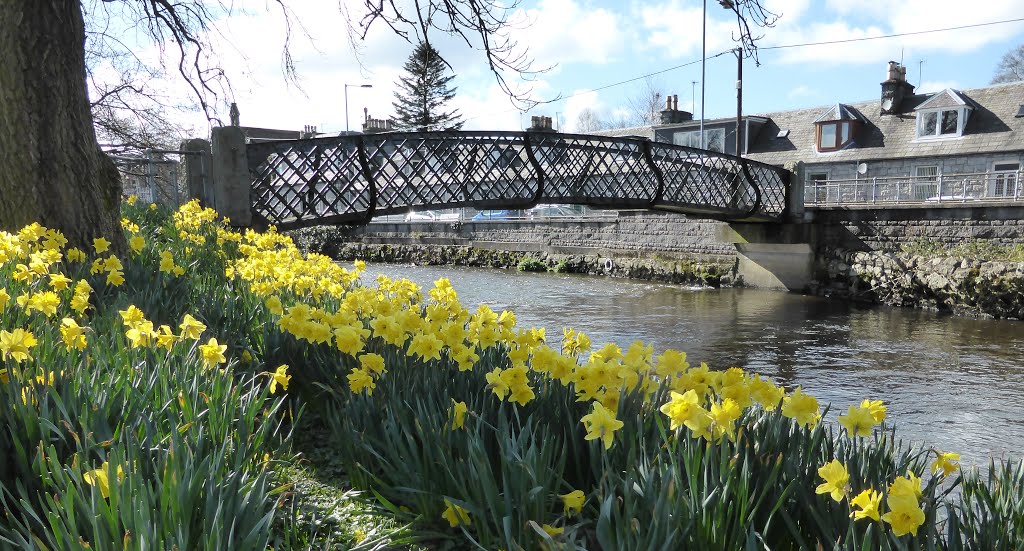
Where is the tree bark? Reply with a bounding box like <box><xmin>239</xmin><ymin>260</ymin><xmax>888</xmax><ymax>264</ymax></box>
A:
<box><xmin>0</xmin><ymin>1</ymin><xmax>122</xmax><ymax>249</ymax></box>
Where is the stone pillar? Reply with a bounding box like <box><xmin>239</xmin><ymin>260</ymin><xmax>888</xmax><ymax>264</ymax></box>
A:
<box><xmin>784</xmin><ymin>160</ymin><xmax>806</xmax><ymax>223</ymax></box>
<box><xmin>210</xmin><ymin>126</ymin><xmax>252</xmax><ymax>226</ymax></box>
<box><xmin>179</xmin><ymin>138</ymin><xmax>212</xmax><ymax>205</ymax></box>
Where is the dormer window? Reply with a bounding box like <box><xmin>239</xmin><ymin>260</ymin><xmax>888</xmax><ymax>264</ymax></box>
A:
<box><xmin>816</xmin><ymin>121</ymin><xmax>855</xmax><ymax>151</ymax></box>
<box><xmin>916</xmin><ymin>108</ymin><xmax>964</xmax><ymax>138</ymax></box>
<box><xmin>813</xmin><ymin>103</ymin><xmax>865</xmax><ymax>152</ymax></box>
<box><xmin>914</xmin><ymin>88</ymin><xmax>973</xmax><ymax>140</ymax></box>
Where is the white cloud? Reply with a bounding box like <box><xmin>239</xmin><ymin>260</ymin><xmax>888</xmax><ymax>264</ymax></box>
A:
<box><xmin>788</xmin><ymin>85</ymin><xmax>816</xmax><ymax>98</ymax></box>
<box><xmin>508</xmin><ymin>0</ymin><xmax>627</xmax><ymax>69</ymax></box>
<box><xmin>562</xmin><ymin>90</ymin><xmax>604</xmax><ymax>132</ymax></box>
<box><xmin>766</xmin><ymin>0</ymin><xmax>1024</xmax><ymax>65</ymax></box>
<box><xmin>917</xmin><ymin>80</ymin><xmax>961</xmax><ymax>94</ymax></box>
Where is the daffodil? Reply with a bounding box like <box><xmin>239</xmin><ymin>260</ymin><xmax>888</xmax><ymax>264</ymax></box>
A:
<box><xmin>560</xmin><ymin>490</ymin><xmax>585</xmax><ymax>516</ymax></box>
<box><xmin>542</xmin><ymin>524</ymin><xmax>564</xmax><ymax>537</ymax></box>
<box><xmin>931</xmin><ymin>450</ymin><xmax>960</xmax><ymax>477</ymax></box>
<box><xmin>862</xmin><ymin>399</ymin><xmax>887</xmax><ymax>423</ymax></box>
<box><xmin>450</xmin><ymin>399</ymin><xmax>468</xmax><ymax>429</ymax></box>
<box><xmin>580</xmin><ymin>402</ymin><xmax>624</xmax><ymax>450</ymax></box>
<box><xmin>881</xmin><ymin>494</ymin><xmax>926</xmax><ymax>537</ymax></box>
<box><xmin>83</xmin><ymin>462</ymin><xmax>125</xmax><ymax>499</ymax></box>
<box><xmin>815</xmin><ymin>459</ymin><xmax>849</xmax><ymax>502</ymax></box>
<box><xmin>179</xmin><ymin>314</ymin><xmax>207</xmax><ymax>340</ymax></box>
<box><xmin>359</xmin><ymin>353</ymin><xmax>386</xmax><ymax>376</ymax></box>
<box><xmin>838</xmin><ymin>403</ymin><xmax>876</xmax><ymax>437</ymax></box>
<box><xmin>92</xmin><ymin>237</ymin><xmax>110</xmax><ymax>254</ymax></box>
<box><xmin>659</xmin><ymin>389</ymin><xmax>713</xmax><ymax>435</ymax></box>
<box><xmin>0</xmin><ymin>328</ymin><xmax>37</xmax><ymax>363</ymax></box>
<box><xmin>198</xmin><ymin>337</ymin><xmax>227</xmax><ymax>368</ymax></box>
<box><xmin>128</xmin><ymin>234</ymin><xmax>145</xmax><ymax>253</ymax></box>
<box><xmin>270</xmin><ymin>365</ymin><xmax>291</xmax><ymax>393</ymax></box>
<box><xmin>348</xmin><ymin>367</ymin><xmax>375</xmax><ymax>395</ymax></box>
<box><xmin>850</xmin><ymin>488</ymin><xmax>883</xmax><ymax>521</ymax></box>
<box><xmin>441</xmin><ymin>498</ymin><xmax>471</xmax><ymax>527</ymax></box>
<box><xmin>60</xmin><ymin>318</ymin><xmax>88</xmax><ymax>351</ymax></box>
<box><xmin>781</xmin><ymin>387</ymin><xmax>820</xmax><ymax>428</ymax></box>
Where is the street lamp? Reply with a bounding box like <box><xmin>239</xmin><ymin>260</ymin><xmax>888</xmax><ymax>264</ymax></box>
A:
<box><xmin>344</xmin><ymin>83</ymin><xmax>373</xmax><ymax>134</ymax></box>
<box><xmin>701</xmin><ymin>0</ymin><xmax>737</xmax><ymax>148</ymax></box>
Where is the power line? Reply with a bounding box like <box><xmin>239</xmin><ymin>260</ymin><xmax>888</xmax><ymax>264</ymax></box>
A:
<box><xmin>456</xmin><ymin>16</ymin><xmax>1024</xmax><ymax>126</ymax></box>
<box><xmin>761</xmin><ymin>17</ymin><xmax>1024</xmax><ymax>51</ymax></box>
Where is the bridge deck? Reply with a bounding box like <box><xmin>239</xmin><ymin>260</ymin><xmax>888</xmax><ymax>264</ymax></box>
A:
<box><xmin>245</xmin><ymin>131</ymin><xmax>791</xmax><ymax>229</ymax></box>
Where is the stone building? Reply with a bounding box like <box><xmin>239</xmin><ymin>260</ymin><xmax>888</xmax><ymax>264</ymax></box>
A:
<box><xmin>603</xmin><ymin>62</ymin><xmax>1024</xmax><ymax>205</ymax></box>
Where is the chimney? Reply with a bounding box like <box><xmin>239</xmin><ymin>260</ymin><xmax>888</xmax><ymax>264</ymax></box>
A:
<box><xmin>660</xmin><ymin>92</ymin><xmax>694</xmax><ymax>125</ymax></box>
<box><xmin>881</xmin><ymin>61</ymin><xmax>915</xmax><ymax>115</ymax></box>
<box><xmin>528</xmin><ymin>115</ymin><xmax>556</xmax><ymax>132</ymax></box>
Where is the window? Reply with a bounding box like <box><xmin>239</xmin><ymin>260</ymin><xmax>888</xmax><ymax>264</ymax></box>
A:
<box><xmin>991</xmin><ymin>162</ymin><xmax>1020</xmax><ymax>197</ymax></box>
<box><xmin>672</xmin><ymin>128</ymin><xmax>726</xmax><ymax>152</ymax></box>
<box><xmin>916</xmin><ymin>108</ymin><xmax>965</xmax><ymax>139</ymax></box>
<box><xmin>815</xmin><ymin>121</ymin><xmax>855</xmax><ymax>152</ymax></box>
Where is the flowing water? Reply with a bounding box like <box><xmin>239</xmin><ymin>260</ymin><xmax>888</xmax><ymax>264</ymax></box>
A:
<box><xmin>359</xmin><ymin>262</ymin><xmax>1024</xmax><ymax>466</ymax></box>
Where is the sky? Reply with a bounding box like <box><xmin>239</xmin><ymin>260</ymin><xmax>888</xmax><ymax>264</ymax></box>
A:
<box><xmin>95</xmin><ymin>0</ymin><xmax>1024</xmax><ymax>136</ymax></box>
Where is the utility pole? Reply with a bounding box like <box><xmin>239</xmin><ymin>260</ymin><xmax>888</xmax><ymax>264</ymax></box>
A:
<box><xmin>735</xmin><ymin>47</ymin><xmax>743</xmax><ymax>156</ymax></box>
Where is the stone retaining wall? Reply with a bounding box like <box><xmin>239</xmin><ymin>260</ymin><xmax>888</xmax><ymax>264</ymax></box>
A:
<box><xmin>808</xmin><ymin>205</ymin><xmax>1024</xmax><ymax>252</ymax></box>
<box><xmin>812</xmin><ymin>247</ymin><xmax>1024</xmax><ymax>319</ymax></box>
<box><xmin>297</xmin><ymin>241</ymin><xmax>732</xmax><ymax>287</ymax></box>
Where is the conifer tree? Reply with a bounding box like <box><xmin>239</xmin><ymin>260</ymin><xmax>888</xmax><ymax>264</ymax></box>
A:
<box><xmin>392</xmin><ymin>42</ymin><xmax>464</xmax><ymax>131</ymax></box>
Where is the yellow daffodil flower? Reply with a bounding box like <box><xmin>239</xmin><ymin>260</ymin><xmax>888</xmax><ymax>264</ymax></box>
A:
<box><xmin>348</xmin><ymin>367</ymin><xmax>375</xmax><ymax>395</ymax></box>
<box><xmin>850</xmin><ymin>488</ymin><xmax>882</xmax><ymax>521</ymax></box>
<box><xmin>781</xmin><ymin>387</ymin><xmax>821</xmax><ymax>428</ymax></box>
<box><xmin>838</xmin><ymin>403</ymin><xmax>877</xmax><ymax>437</ymax></box>
<box><xmin>83</xmin><ymin>462</ymin><xmax>125</xmax><ymax>499</ymax></box>
<box><xmin>815</xmin><ymin>459</ymin><xmax>850</xmax><ymax>502</ymax></box>
<box><xmin>198</xmin><ymin>337</ymin><xmax>227</xmax><ymax>368</ymax></box>
<box><xmin>179</xmin><ymin>314</ymin><xmax>207</xmax><ymax>340</ymax></box>
<box><xmin>441</xmin><ymin>498</ymin><xmax>471</xmax><ymax>527</ymax></box>
<box><xmin>93</xmin><ymin>237</ymin><xmax>110</xmax><ymax>254</ymax></box>
<box><xmin>270</xmin><ymin>365</ymin><xmax>291</xmax><ymax>393</ymax></box>
<box><xmin>931</xmin><ymin>450</ymin><xmax>961</xmax><ymax>477</ymax></box>
<box><xmin>450</xmin><ymin>399</ymin><xmax>468</xmax><ymax>430</ymax></box>
<box><xmin>580</xmin><ymin>402</ymin><xmax>624</xmax><ymax>450</ymax></box>
<box><xmin>0</xmin><ymin>328</ymin><xmax>37</xmax><ymax>363</ymax></box>
<box><xmin>560</xmin><ymin>490</ymin><xmax>585</xmax><ymax>516</ymax></box>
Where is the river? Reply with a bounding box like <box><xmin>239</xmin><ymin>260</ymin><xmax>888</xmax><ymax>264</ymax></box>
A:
<box><xmin>360</xmin><ymin>262</ymin><xmax>1024</xmax><ymax>466</ymax></box>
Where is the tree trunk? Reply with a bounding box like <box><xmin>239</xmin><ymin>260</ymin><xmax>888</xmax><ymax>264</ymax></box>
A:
<box><xmin>0</xmin><ymin>1</ymin><xmax>122</xmax><ymax>249</ymax></box>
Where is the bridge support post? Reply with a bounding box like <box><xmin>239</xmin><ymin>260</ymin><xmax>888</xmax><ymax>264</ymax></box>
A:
<box><xmin>180</xmin><ymin>138</ymin><xmax>212</xmax><ymax>205</ymax></box>
<box><xmin>720</xmin><ymin>223</ymin><xmax>816</xmax><ymax>291</ymax></box>
<box><xmin>783</xmin><ymin>160</ymin><xmax>806</xmax><ymax>223</ymax></box>
<box><xmin>210</xmin><ymin>126</ymin><xmax>252</xmax><ymax>226</ymax></box>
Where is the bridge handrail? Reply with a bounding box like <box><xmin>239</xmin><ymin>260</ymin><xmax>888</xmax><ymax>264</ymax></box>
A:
<box><xmin>244</xmin><ymin>130</ymin><xmax>790</xmax><ymax>229</ymax></box>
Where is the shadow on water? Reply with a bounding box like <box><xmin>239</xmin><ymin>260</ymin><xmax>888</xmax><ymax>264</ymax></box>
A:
<box><xmin>359</xmin><ymin>263</ymin><xmax>1024</xmax><ymax>466</ymax></box>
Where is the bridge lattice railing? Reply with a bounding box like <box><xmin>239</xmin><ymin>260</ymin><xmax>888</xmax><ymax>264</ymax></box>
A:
<box><xmin>245</xmin><ymin>131</ymin><xmax>789</xmax><ymax>229</ymax></box>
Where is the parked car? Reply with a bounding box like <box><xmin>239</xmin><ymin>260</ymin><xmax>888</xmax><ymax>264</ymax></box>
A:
<box><xmin>527</xmin><ymin>204</ymin><xmax>577</xmax><ymax>219</ymax></box>
<box><xmin>404</xmin><ymin>210</ymin><xmax>438</xmax><ymax>222</ymax></box>
<box><xmin>471</xmin><ymin>209</ymin><xmax>522</xmax><ymax>221</ymax></box>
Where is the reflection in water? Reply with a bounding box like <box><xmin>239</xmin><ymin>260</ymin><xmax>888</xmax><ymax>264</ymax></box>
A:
<box><xmin>360</xmin><ymin>263</ymin><xmax>1024</xmax><ymax>466</ymax></box>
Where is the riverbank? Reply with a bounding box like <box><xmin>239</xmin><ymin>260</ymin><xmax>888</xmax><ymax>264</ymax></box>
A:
<box><xmin>291</xmin><ymin>233</ymin><xmax>734</xmax><ymax>287</ymax></box>
<box><xmin>291</xmin><ymin>226</ymin><xmax>1024</xmax><ymax>320</ymax></box>
<box><xmin>814</xmin><ymin>247</ymin><xmax>1024</xmax><ymax>319</ymax></box>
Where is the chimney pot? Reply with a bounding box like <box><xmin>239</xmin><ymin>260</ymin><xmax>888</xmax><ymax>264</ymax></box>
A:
<box><xmin>673</xmin><ymin>95</ymin><xmax>679</xmax><ymax>111</ymax></box>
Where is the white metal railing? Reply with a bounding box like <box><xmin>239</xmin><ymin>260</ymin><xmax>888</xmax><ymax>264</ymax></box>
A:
<box><xmin>805</xmin><ymin>170</ymin><xmax>1023</xmax><ymax>206</ymax></box>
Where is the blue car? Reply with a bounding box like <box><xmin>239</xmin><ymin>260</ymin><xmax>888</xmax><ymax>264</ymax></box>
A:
<box><xmin>471</xmin><ymin>210</ymin><xmax>522</xmax><ymax>221</ymax></box>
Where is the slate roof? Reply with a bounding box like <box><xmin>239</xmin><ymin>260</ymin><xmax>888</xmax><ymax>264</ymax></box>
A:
<box><xmin>591</xmin><ymin>125</ymin><xmax>656</xmax><ymax>140</ymax></box>
<box><xmin>744</xmin><ymin>80</ymin><xmax>1024</xmax><ymax>166</ymax></box>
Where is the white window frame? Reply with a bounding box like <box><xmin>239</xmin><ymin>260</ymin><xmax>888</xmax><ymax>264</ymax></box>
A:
<box><xmin>916</xmin><ymin>107</ymin><xmax>967</xmax><ymax>140</ymax></box>
<box><xmin>990</xmin><ymin>160</ymin><xmax>1021</xmax><ymax>198</ymax></box>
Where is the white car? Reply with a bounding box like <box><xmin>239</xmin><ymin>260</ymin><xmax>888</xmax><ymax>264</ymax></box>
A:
<box><xmin>404</xmin><ymin>210</ymin><xmax>437</xmax><ymax>222</ymax></box>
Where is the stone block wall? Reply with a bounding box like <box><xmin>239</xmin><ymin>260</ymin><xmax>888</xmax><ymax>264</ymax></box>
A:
<box><xmin>808</xmin><ymin>205</ymin><xmax>1024</xmax><ymax>252</ymax></box>
<box><xmin>313</xmin><ymin>211</ymin><xmax>737</xmax><ymax>259</ymax></box>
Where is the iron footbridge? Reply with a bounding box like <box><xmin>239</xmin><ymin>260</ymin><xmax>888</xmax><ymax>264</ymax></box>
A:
<box><xmin>245</xmin><ymin>131</ymin><xmax>791</xmax><ymax>230</ymax></box>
